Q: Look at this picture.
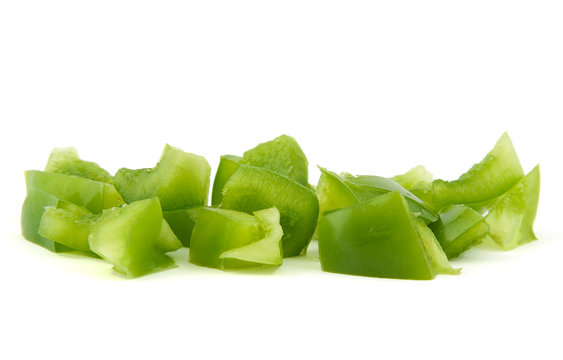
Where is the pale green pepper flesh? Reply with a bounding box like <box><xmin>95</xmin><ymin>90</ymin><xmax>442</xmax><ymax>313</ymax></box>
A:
<box><xmin>189</xmin><ymin>207</ymin><xmax>283</xmax><ymax>269</ymax></box>
<box><xmin>45</xmin><ymin>147</ymin><xmax>113</xmax><ymax>184</ymax></box>
<box><xmin>89</xmin><ymin>198</ymin><xmax>174</xmax><ymax>277</ymax></box>
<box><xmin>484</xmin><ymin>165</ymin><xmax>540</xmax><ymax>250</ymax></box>
<box><xmin>431</xmin><ymin>133</ymin><xmax>524</xmax><ymax>206</ymax></box>
<box><xmin>114</xmin><ymin>144</ymin><xmax>210</xmax><ymax>210</ymax></box>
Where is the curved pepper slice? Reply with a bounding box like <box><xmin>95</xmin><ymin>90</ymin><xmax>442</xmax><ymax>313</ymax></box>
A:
<box><xmin>211</xmin><ymin>155</ymin><xmax>243</xmax><ymax>206</ymax></box>
<box><xmin>190</xmin><ymin>207</ymin><xmax>283</xmax><ymax>269</ymax></box>
<box><xmin>88</xmin><ymin>198</ymin><xmax>174</xmax><ymax>277</ymax></box>
<box><xmin>114</xmin><ymin>144</ymin><xmax>211</xmax><ymax>210</ymax></box>
<box><xmin>318</xmin><ymin>191</ymin><xmax>437</xmax><ymax>280</ymax></box>
<box><xmin>429</xmin><ymin>204</ymin><xmax>490</xmax><ymax>259</ymax></box>
<box><xmin>242</xmin><ymin>134</ymin><xmax>309</xmax><ymax>186</ymax></box>
<box><xmin>431</xmin><ymin>132</ymin><xmax>524</xmax><ymax>206</ymax></box>
<box><xmin>220</xmin><ymin>165</ymin><xmax>319</xmax><ymax>257</ymax></box>
<box><xmin>45</xmin><ymin>147</ymin><xmax>113</xmax><ymax>184</ymax></box>
<box><xmin>484</xmin><ymin>165</ymin><xmax>540</xmax><ymax>250</ymax></box>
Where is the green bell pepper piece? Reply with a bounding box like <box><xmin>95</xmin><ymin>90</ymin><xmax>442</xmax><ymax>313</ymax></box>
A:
<box><xmin>431</xmin><ymin>132</ymin><xmax>524</xmax><ymax>206</ymax></box>
<box><xmin>316</xmin><ymin>168</ymin><xmax>437</xmax><ymax>223</ymax></box>
<box><xmin>88</xmin><ymin>198</ymin><xmax>174</xmax><ymax>277</ymax></box>
<box><xmin>211</xmin><ymin>155</ymin><xmax>243</xmax><ymax>206</ymax></box>
<box><xmin>25</xmin><ymin>170</ymin><xmax>124</xmax><ymax>213</ymax></box>
<box><xmin>220</xmin><ymin>165</ymin><xmax>319</xmax><ymax>258</ymax></box>
<box><xmin>429</xmin><ymin>204</ymin><xmax>490</xmax><ymax>259</ymax></box>
<box><xmin>318</xmin><ymin>191</ymin><xmax>437</xmax><ymax>280</ymax></box>
<box><xmin>114</xmin><ymin>144</ymin><xmax>211</xmax><ymax>210</ymax></box>
<box><xmin>45</xmin><ymin>147</ymin><xmax>113</xmax><ymax>184</ymax></box>
<box><xmin>162</xmin><ymin>207</ymin><xmax>200</xmax><ymax>247</ymax></box>
<box><xmin>189</xmin><ymin>207</ymin><xmax>283</xmax><ymax>269</ymax></box>
<box><xmin>38</xmin><ymin>201</ymin><xmax>181</xmax><ymax>255</ymax></box>
<box><xmin>21</xmin><ymin>171</ymin><xmax>124</xmax><ymax>252</ymax></box>
<box><xmin>392</xmin><ymin>165</ymin><xmax>433</xmax><ymax>192</ymax></box>
<box><xmin>415</xmin><ymin>218</ymin><xmax>460</xmax><ymax>275</ymax></box>
<box><xmin>242</xmin><ymin>134</ymin><xmax>309</xmax><ymax>186</ymax></box>
<box><xmin>21</xmin><ymin>188</ymin><xmax>73</xmax><ymax>252</ymax></box>
<box><xmin>38</xmin><ymin>206</ymin><xmax>98</xmax><ymax>253</ymax></box>
<box><xmin>484</xmin><ymin>165</ymin><xmax>540</xmax><ymax>250</ymax></box>
<box><xmin>316</xmin><ymin>167</ymin><xmax>360</xmax><ymax>217</ymax></box>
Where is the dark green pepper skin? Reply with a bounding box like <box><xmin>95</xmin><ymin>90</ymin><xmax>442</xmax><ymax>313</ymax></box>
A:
<box><xmin>162</xmin><ymin>208</ymin><xmax>200</xmax><ymax>247</ymax></box>
<box><xmin>318</xmin><ymin>191</ymin><xmax>435</xmax><ymax>280</ymax></box>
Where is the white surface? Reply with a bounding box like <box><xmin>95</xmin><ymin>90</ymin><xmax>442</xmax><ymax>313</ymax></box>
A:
<box><xmin>1</xmin><ymin>1</ymin><xmax>562</xmax><ymax>359</ymax></box>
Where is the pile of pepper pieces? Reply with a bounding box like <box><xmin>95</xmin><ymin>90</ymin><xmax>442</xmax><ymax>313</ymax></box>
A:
<box><xmin>21</xmin><ymin>133</ymin><xmax>540</xmax><ymax>279</ymax></box>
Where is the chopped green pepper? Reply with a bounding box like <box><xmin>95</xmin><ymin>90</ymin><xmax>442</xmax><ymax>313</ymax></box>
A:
<box><xmin>38</xmin><ymin>206</ymin><xmax>97</xmax><ymax>254</ymax></box>
<box><xmin>318</xmin><ymin>191</ymin><xmax>441</xmax><ymax>280</ymax></box>
<box><xmin>114</xmin><ymin>144</ymin><xmax>210</xmax><ymax>210</ymax></box>
<box><xmin>162</xmin><ymin>208</ymin><xmax>200</xmax><ymax>247</ymax></box>
<box><xmin>211</xmin><ymin>155</ymin><xmax>243</xmax><ymax>206</ymax></box>
<box><xmin>88</xmin><ymin>198</ymin><xmax>174</xmax><ymax>277</ymax></box>
<box><xmin>316</xmin><ymin>168</ymin><xmax>437</xmax><ymax>223</ymax></box>
<box><xmin>415</xmin><ymin>218</ymin><xmax>460</xmax><ymax>275</ymax></box>
<box><xmin>189</xmin><ymin>207</ymin><xmax>283</xmax><ymax>269</ymax></box>
<box><xmin>21</xmin><ymin>171</ymin><xmax>124</xmax><ymax>251</ymax></box>
<box><xmin>484</xmin><ymin>165</ymin><xmax>540</xmax><ymax>250</ymax></box>
<box><xmin>242</xmin><ymin>134</ymin><xmax>309</xmax><ymax>186</ymax></box>
<box><xmin>45</xmin><ymin>147</ymin><xmax>113</xmax><ymax>184</ymax></box>
<box><xmin>429</xmin><ymin>204</ymin><xmax>490</xmax><ymax>259</ymax></box>
<box><xmin>220</xmin><ymin>165</ymin><xmax>318</xmax><ymax>257</ymax></box>
<box><xmin>431</xmin><ymin>133</ymin><xmax>524</xmax><ymax>206</ymax></box>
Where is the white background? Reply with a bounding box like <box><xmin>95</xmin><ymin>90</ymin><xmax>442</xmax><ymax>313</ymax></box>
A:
<box><xmin>1</xmin><ymin>1</ymin><xmax>562</xmax><ymax>359</ymax></box>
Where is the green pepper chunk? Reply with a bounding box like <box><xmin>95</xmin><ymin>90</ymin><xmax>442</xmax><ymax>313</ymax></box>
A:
<box><xmin>190</xmin><ymin>207</ymin><xmax>283</xmax><ymax>269</ymax></box>
<box><xmin>21</xmin><ymin>188</ymin><xmax>73</xmax><ymax>252</ymax></box>
<box><xmin>21</xmin><ymin>171</ymin><xmax>124</xmax><ymax>251</ymax></box>
<box><xmin>211</xmin><ymin>155</ymin><xmax>243</xmax><ymax>206</ymax></box>
<box><xmin>392</xmin><ymin>165</ymin><xmax>433</xmax><ymax>192</ymax></box>
<box><xmin>45</xmin><ymin>147</ymin><xmax>113</xmax><ymax>184</ymax></box>
<box><xmin>429</xmin><ymin>204</ymin><xmax>490</xmax><ymax>259</ymax></box>
<box><xmin>484</xmin><ymin>165</ymin><xmax>540</xmax><ymax>250</ymax></box>
<box><xmin>38</xmin><ymin>206</ymin><xmax>98</xmax><ymax>253</ymax></box>
<box><xmin>316</xmin><ymin>168</ymin><xmax>437</xmax><ymax>223</ymax></box>
<box><xmin>162</xmin><ymin>208</ymin><xmax>200</xmax><ymax>247</ymax></box>
<box><xmin>25</xmin><ymin>170</ymin><xmax>124</xmax><ymax>213</ymax></box>
<box><xmin>316</xmin><ymin>167</ymin><xmax>360</xmax><ymax>217</ymax></box>
<box><xmin>220</xmin><ymin>165</ymin><xmax>319</xmax><ymax>258</ymax></box>
<box><xmin>318</xmin><ymin>191</ymin><xmax>437</xmax><ymax>280</ymax></box>
<box><xmin>415</xmin><ymin>218</ymin><xmax>460</xmax><ymax>275</ymax></box>
<box><xmin>114</xmin><ymin>144</ymin><xmax>211</xmax><ymax>210</ymax></box>
<box><xmin>431</xmin><ymin>132</ymin><xmax>524</xmax><ymax>206</ymax></box>
<box><xmin>88</xmin><ymin>198</ymin><xmax>174</xmax><ymax>277</ymax></box>
<box><xmin>242</xmin><ymin>135</ymin><xmax>309</xmax><ymax>186</ymax></box>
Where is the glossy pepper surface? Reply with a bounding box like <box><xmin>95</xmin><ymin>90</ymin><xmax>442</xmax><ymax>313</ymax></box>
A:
<box><xmin>318</xmin><ymin>191</ymin><xmax>456</xmax><ymax>280</ymax></box>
